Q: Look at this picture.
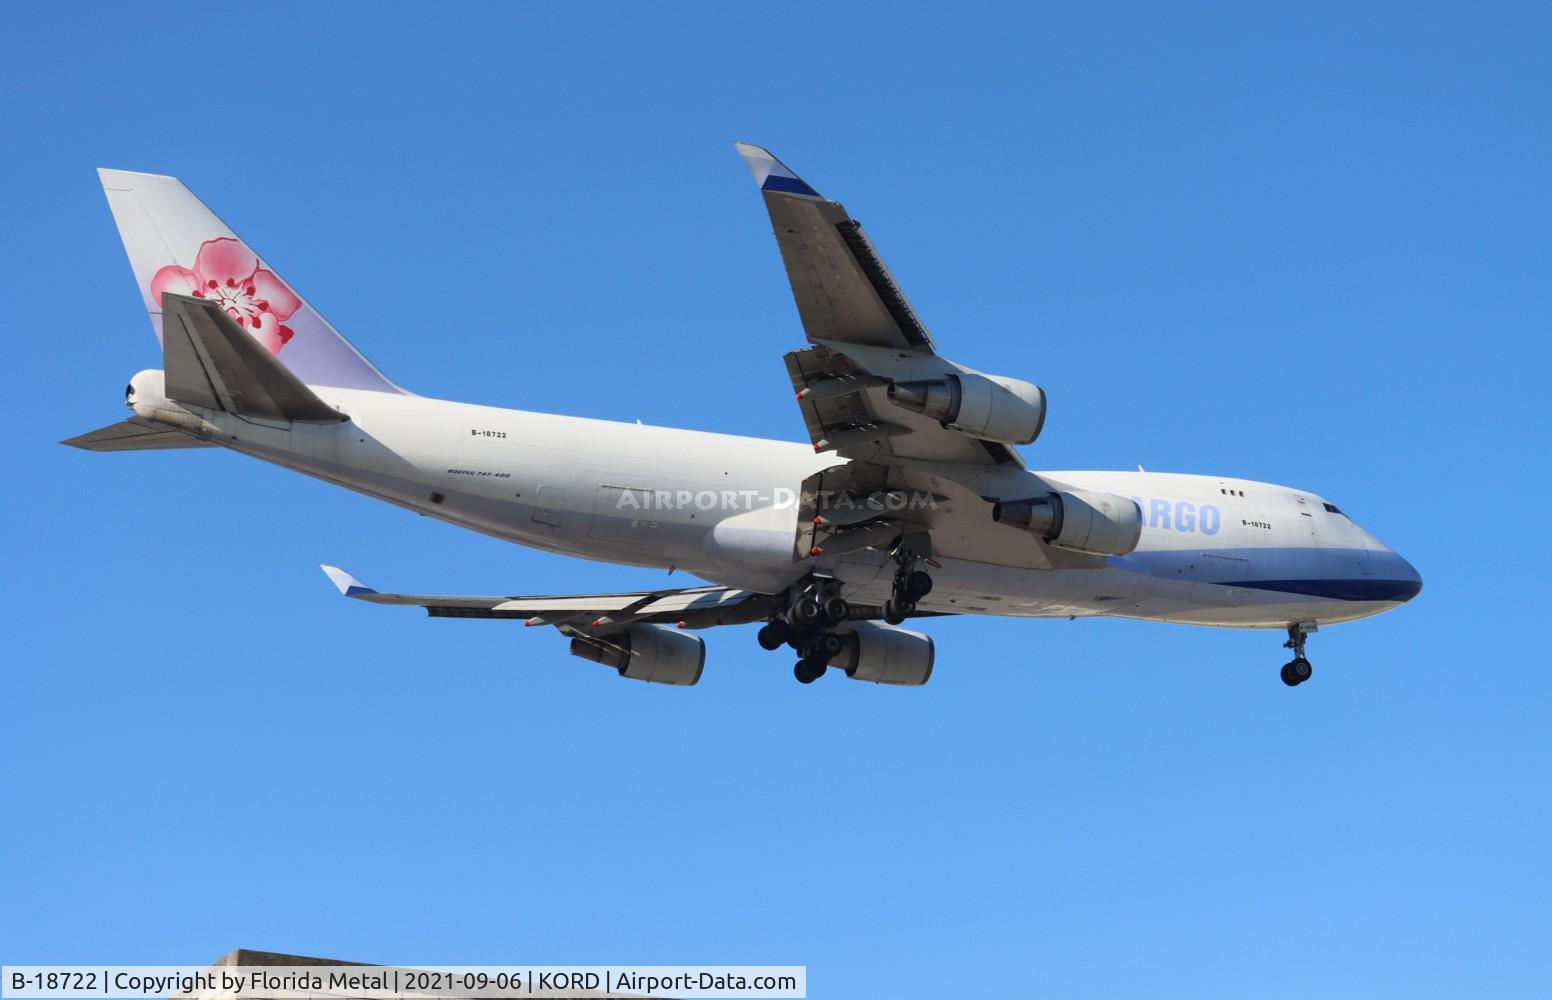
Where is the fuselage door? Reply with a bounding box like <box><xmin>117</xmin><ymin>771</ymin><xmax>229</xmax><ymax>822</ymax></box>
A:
<box><xmin>1291</xmin><ymin>493</ymin><xmax>1319</xmax><ymax>542</ymax></box>
<box><xmin>533</xmin><ymin>484</ymin><xmax>565</xmax><ymax>527</ymax></box>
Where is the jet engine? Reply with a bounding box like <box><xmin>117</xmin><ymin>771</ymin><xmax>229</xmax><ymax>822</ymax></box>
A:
<box><xmin>829</xmin><ymin>621</ymin><xmax>935</xmax><ymax>686</ymax></box>
<box><xmin>886</xmin><ymin>372</ymin><xmax>1047</xmax><ymax>445</ymax></box>
<box><xmin>993</xmin><ymin>489</ymin><xmax>1143</xmax><ymax>557</ymax></box>
<box><xmin>569</xmin><ymin>623</ymin><xmax>705</xmax><ymax>686</ymax></box>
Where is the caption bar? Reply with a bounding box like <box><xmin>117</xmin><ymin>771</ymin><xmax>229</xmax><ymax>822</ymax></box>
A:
<box><xmin>2</xmin><ymin>967</ymin><xmax>806</xmax><ymax>1000</ymax></box>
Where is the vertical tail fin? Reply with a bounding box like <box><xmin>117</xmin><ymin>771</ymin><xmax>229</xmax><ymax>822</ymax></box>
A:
<box><xmin>97</xmin><ymin>168</ymin><xmax>404</xmax><ymax>394</ymax></box>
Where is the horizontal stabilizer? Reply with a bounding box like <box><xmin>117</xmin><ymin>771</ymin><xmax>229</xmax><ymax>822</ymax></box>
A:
<box><xmin>61</xmin><ymin>416</ymin><xmax>216</xmax><ymax>452</ymax></box>
<box><xmin>163</xmin><ymin>293</ymin><xmax>345</xmax><ymax>423</ymax></box>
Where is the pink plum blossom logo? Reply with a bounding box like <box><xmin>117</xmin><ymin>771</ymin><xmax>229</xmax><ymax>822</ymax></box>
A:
<box><xmin>150</xmin><ymin>238</ymin><xmax>302</xmax><ymax>353</ymax></box>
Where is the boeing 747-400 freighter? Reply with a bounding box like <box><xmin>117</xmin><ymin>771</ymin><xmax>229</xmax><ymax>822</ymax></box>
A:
<box><xmin>68</xmin><ymin>144</ymin><xmax>1420</xmax><ymax>688</ymax></box>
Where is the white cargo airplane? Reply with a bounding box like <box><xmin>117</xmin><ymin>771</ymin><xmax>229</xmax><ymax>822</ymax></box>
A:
<box><xmin>70</xmin><ymin>144</ymin><xmax>1419</xmax><ymax>688</ymax></box>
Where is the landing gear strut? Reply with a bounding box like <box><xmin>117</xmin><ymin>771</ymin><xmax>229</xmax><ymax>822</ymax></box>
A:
<box><xmin>884</xmin><ymin>541</ymin><xmax>934</xmax><ymax>625</ymax></box>
<box><xmin>1280</xmin><ymin>622</ymin><xmax>1316</xmax><ymax>687</ymax></box>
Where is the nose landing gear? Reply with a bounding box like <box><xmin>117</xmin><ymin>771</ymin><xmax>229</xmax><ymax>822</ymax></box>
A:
<box><xmin>1280</xmin><ymin>622</ymin><xmax>1316</xmax><ymax>687</ymax></box>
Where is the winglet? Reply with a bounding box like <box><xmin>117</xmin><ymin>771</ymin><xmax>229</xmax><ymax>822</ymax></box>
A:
<box><xmin>320</xmin><ymin>564</ymin><xmax>377</xmax><ymax>597</ymax></box>
<box><xmin>733</xmin><ymin>142</ymin><xmax>821</xmax><ymax>198</ymax></box>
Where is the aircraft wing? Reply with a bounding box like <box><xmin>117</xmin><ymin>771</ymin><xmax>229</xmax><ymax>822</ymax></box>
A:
<box><xmin>735</xmin><ymin>143</ymin><xmax>1022</xmax><ymax>469</ymax></box>
<box><xmin>734</xmin><ymin>142</ymin><xmax>933</xmax><ymax>353</ymax></box>
<box><xmin>319</xmin><ymin>565</ymin><xmax>773</xmax><ymax>629</ymax></box>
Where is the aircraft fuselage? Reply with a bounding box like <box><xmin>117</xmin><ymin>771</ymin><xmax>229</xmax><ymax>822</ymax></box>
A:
<box><xmin>133</xmin><ymin>376</ymin><xmax>1420</xmax><ymax>631</ymax></box>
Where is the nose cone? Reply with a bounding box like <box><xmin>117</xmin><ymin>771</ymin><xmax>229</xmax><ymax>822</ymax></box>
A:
<box><xmin>1379</xmin><ymin>549</ymin><xmax>1423</xmax><ymax>603</ymax></box>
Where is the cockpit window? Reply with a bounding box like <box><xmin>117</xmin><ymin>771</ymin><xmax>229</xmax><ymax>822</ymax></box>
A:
<box><xmin>1323</xmin><ymin>502</ymin><xmax>1346</xmax><ymax>516</ymax></box>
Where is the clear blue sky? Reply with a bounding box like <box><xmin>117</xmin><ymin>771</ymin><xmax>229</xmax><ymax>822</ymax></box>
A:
<box><xmin>3</xmin><ymin>3</ymin><xmax>1548</xmax><ymax>997</ymax></box>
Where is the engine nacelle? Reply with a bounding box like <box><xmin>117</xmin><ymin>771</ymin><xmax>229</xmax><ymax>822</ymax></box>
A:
<box><xmin>830</xmin><ymin>621</ymin><xmax>935</xmax><ymax>686</ymax></box>
<box><xmin>569</xmin><ymin>624</ymin><xmax>705</xmax><ymax>686</ymax></box>
<box><xmin>992</xmin><ymin>489</ymin><xmax>1143</xmax><ymax>556</ymax></box>
<box><xmin>886</xmin><ymin>372</ymin><xmax>1047</xmax><ymax>445</ymax></box>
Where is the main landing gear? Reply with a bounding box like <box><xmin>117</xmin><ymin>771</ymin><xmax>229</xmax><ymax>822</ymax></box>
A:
<box><xmin>756</xmin><ymin>577</ymin><xmax>855</xmax><ymax>684</ymax></box>
<box><xmin>1280</xmin><ymin>622</ymin><xmax>1316</xmax><ymax>687</ymax></box>
<box><xmin>758</xmin><ymin>548</ymin><xmax>939</xmax><ymax>684</ymax></box>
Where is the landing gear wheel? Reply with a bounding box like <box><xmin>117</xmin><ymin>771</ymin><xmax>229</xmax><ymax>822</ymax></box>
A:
<box><xmin>793</xmin><ymin>598</ymin><xmax>822</xmax><ymax>625</ymax></box>
<box><xmin>757</xmin><ymin>621</ymin><xmax>790</xmax><ymax>651</ymax></box>
<box><xmin>794</xmin><ymin>654</ymin><xmax>827</xmax><ymax>684</ymax></box>
<box><xmin>821</xmin><ymin>595</ymin><xmax>850</xmax><ymax>626</ymax></box>
<box><xmin>818</xmin><ymin>632</ymin><xmax>846</xmax><ymax>659</ymax></box>
<box><xmin>904</xmin><ymin>570</ymin><xmax>934</xmax><ymax>599</ymax></box>
<box><xmin>883</xmin><ymin>597</ymin><xmax>915</xmax><ymax>625</ymax></box>
<box><xmin>1280</xmin><ymin>623</ymin><xmax>1316</xmax><ymax>687</ymax></box>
